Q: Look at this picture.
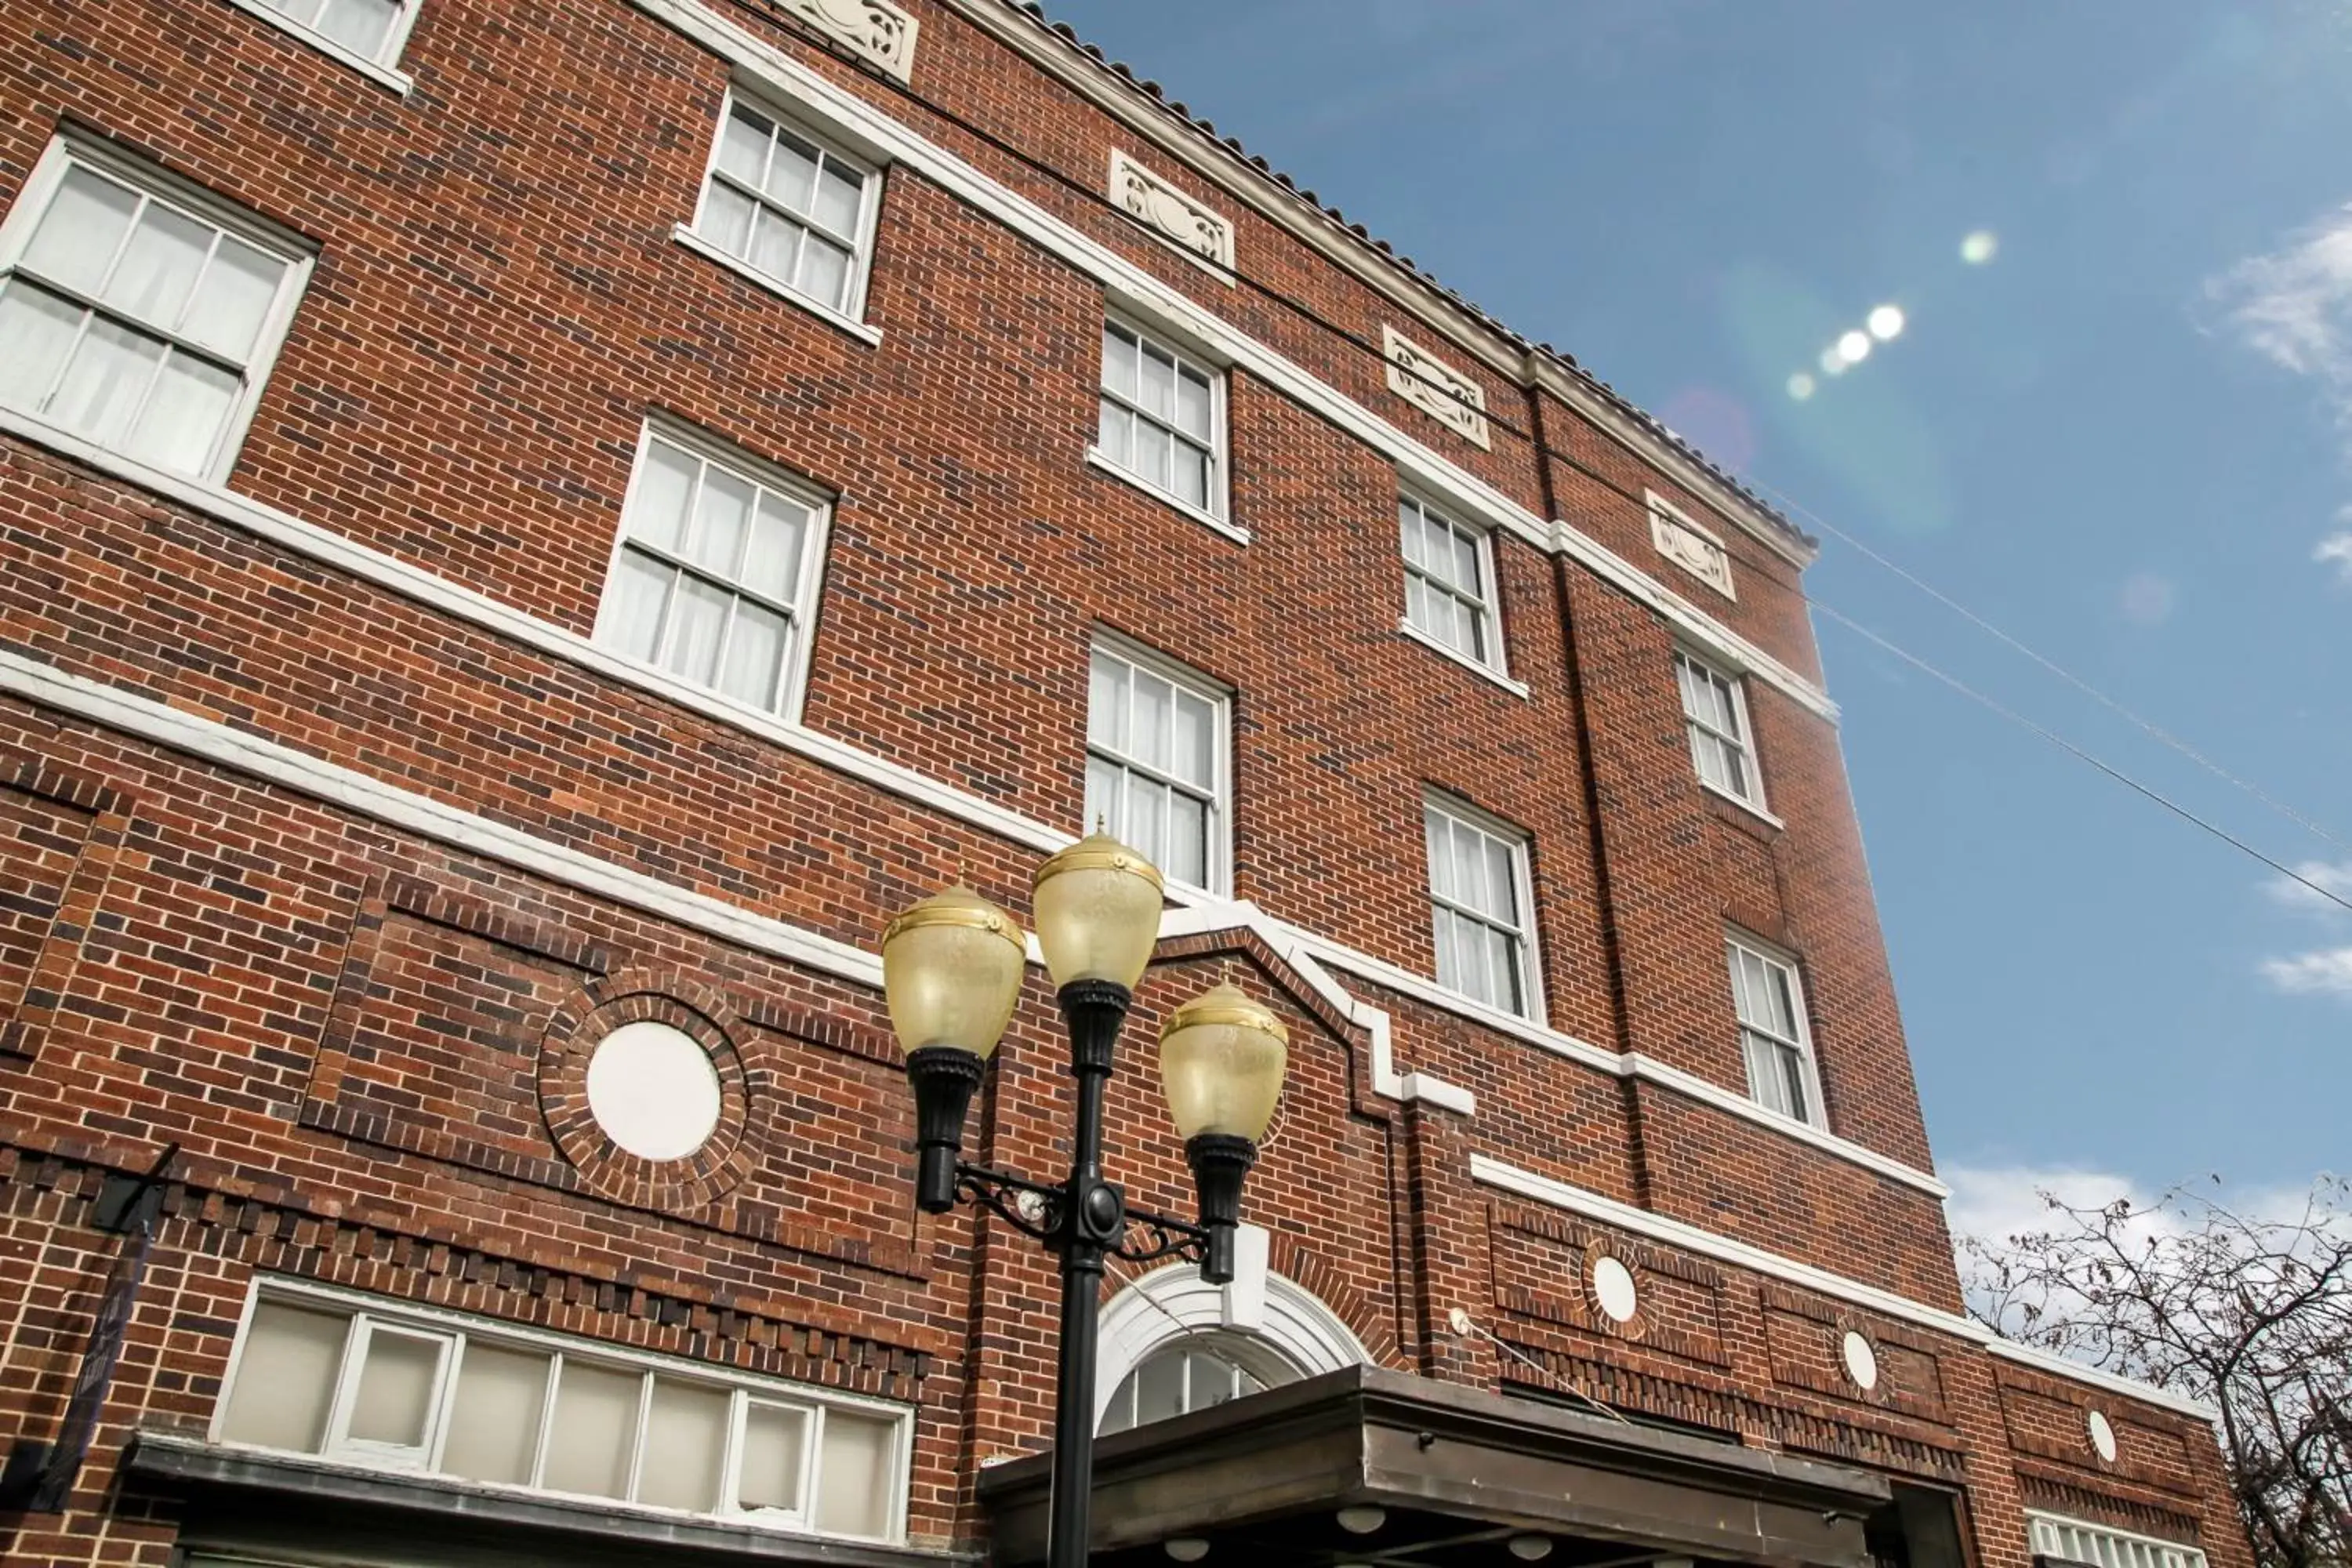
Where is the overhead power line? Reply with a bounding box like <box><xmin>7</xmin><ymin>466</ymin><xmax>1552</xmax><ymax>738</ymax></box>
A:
<box><xmin>1812</xmin><ymin>603</ymin><xmax>2352</xmax><ymax>917</ymax></box>
<box><xmin>1751</xmin><ymin>477</ymin><xmax>2352</xmax><ymax>858</ymax></box>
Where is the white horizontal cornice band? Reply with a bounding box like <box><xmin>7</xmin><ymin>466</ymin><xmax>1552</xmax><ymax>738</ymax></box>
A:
<box><xmin>0</xmin><ymin>648</ymin><xmax>887</xmax><ymax>989</ymax></box>
<box><xmin>1468</xmin><ymin>1155</ymin><xmax>2217</xmax><ymax>1421</ymax></box>
<box><xmin>1273</xmin><ymin>918</ymin><xmax>1942</xmax><ymax>1196</ymax></box>
<box><xmin>624</xmin><ymin>0</ymin><xmax>1836</xmax><ymax>725</ymax></box>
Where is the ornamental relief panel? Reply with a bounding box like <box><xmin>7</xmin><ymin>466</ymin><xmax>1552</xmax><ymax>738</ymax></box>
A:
<box><xmin>1383</xmin><ymin>326</ymin><xmax>1493</xmax><ymax>449</ymax></box>
<box><xmin>780</xmin><ymin>0</ymin><xmax>918</xmax><ymax>80</ymax></box>
<box><xmin>1650</xmin><ymin>499</ymin><xmax>1737</xmax><ymax>600</ymax></box>
<box><xmin>1109</xmin><ymin>151</ymin><xmax>1235</xmax><ymax>276</ymax></box>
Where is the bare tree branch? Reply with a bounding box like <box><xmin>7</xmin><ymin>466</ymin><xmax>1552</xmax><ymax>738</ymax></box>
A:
<box><xmin>1957</xmin><ymin>1175</ymin><xmax>2350</xmax><ymax>1568</ymax></box>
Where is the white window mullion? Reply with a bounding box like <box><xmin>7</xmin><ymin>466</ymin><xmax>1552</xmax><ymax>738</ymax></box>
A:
<box><xmin>0</xmin><ymin>136</ymin><xmax>311</xmax><ymax>482</ymax></box>
<box><xmin>527</xmin><ymin>1351</ymin><xmax>563</xmax><ymax>1489</ymax></box>
<box><xmin>624</xmin><ymin>1370</ymin><xmax>656</xmax><ymax>1502</ymax></box>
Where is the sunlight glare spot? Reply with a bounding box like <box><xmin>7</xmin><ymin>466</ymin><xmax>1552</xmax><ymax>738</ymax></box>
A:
<box><xmin>1818</xmin><ymin>347</ymin><xmax>1848</xmax><ymax>377</ymax></box>
<box><xmin>1835</xmin><ymin>329</ymin><xmax>1873</xmax><ymax>365</ymax></box>
<box><xmin>1867</xmin><ymin>304</ymin><xmax>1905</xmax><ymax>341</ymax></box>
<box><xmin>1961</xmin><ymin>230</ymin><xmax>1999</xmax><ymax>264</ymax></box>
<box><xmin>1786</xmin><ymin>372</ymin><xmax>1816</xmax><ymax>401</ymax></box>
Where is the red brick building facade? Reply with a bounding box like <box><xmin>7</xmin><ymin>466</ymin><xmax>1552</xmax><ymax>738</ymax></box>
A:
<box><xmin>0</xmin><ymin>2</ymin><xmax>2248</xmax><ymax>1566</ymax></box>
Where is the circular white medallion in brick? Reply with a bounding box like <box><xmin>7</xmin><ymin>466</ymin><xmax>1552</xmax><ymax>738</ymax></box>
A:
<box><xmin>2087</xmin><ymin>1408</ymin><xmax>2118</xmax><ymax>1464</ymax></box>
<box><xmin>1841</xmin><ymin>1330</ymin><xmax>1879</xmax><ymax>1391</ymax></box>
<box><xmin>1591</xmin><ymin>1255</ymin><xmax>1639</xmax><ymax>1323</ymax></box>
<box><xmin>586</xmin><ymin>1020</ymin><xmax>721</xmax><ymax>1162</ymax></box>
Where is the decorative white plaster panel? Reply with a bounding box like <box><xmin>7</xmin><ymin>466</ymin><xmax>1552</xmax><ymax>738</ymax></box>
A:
<box><xmin>780</xmin><ymin>0</ymin><xmax>917</xmax><ymax>79</ymax></box>
<box><xmin>1383</xmin><ymin>327</ymin><xmax>1491</xmax><ymax>449</ymax></box>
<box><xmin>1650</xmin><ymin>495</ymin><xmax>1736</xmax><ymax>601</ymax></box>
<box><xmin>1109</xmin><ymin>151</ymin><xmax>1233</xmax><ymax>276</ymax></box>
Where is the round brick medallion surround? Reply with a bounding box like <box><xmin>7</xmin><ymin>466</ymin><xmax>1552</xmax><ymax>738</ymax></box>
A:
<box><xmin>539</xmin><ymin>979</ymin><xmax>753</xmax><ymax>1211</ymax></box>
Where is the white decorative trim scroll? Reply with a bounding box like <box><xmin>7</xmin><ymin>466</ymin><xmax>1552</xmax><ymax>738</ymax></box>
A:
<box><xmin>1383</xmin><ymin>327</ymin><xmax>1491</xmax><ymax>450</ymax></box>
<box><xmin>1649</xmin><ymin>493</ymin><xmax>1736</xmax><ymax>601</ymax></box>
<box><xmin>1109</xmin><ymin>151</ymin><xmax>1233</xmax><ymax>277</ymax></box>
<box><xmin>779</xmin><ymin>0</ymin><xmax>916</xmax><ymax>80</ymax></box>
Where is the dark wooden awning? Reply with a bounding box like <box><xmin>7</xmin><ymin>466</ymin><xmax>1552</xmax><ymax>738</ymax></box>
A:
<box><xmin>978</xmin><ymin>1366</ymin><xmax>1889</xmax><ymax>1567</ymax></box>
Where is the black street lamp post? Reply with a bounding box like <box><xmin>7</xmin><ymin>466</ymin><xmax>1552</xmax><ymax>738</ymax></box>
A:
<box><xmin>881</xmin><ymin>834</ymin><xmax>1290</xmax><ymax>1568</ymax></box>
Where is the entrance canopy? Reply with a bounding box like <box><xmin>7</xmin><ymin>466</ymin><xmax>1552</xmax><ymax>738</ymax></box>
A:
<box><xmin>979</xmin><ymin>1365</ymin><xmax>1889</xmax><ymax>1568</ymax></box>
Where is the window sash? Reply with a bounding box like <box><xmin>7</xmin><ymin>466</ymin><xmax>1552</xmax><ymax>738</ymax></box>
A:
<box><xmin>0</xmin><ymin>143</ymin><xmax>306</xmax><ymax>482</ymax></box>
<box><xmin>243</xmin><ymin>0</ymin><xmax>416</xmax><ymax>65</ymax></box>
<box><xmin>1675</xmin><ymin>651</ymin><xmax>1760</xmax><ymax>804</ymax></box>
<box><xmin>1726</xmin><ymin>937</ymin><xmax>1820</xmax><ymax>1125</ymax></box>
<box><xmin>691</xmin><ymin>98</ymin><xmax>877</xmax><ymax>316</ymax></box>
<box><xmin>1084</xmin><ymin>644</ymin><xmax>1225</xmax><ymax>891</ymax></box>
<box><xmin>1096</xmin><ymin>321</ymin><xmax>1222</xmax><ymax>512</ymax></box>
<box><xmin>2029</xmin><ymin>1514</ymin><xmax>2209</xmax><ymax>1568</ymax></box>
<box><xmin>216</xmin><ymin>1285</ymin><xmax>909</xmax><ymax>1542</ymax></box>
<box><xmin>1425</xmin><ymin>802</ymin><xmax>1533</xmax><ymax>1015</ymax></box>
<box><xmin>1399</xmin><ymin>496</ymin><xmax>1496</xmax><ymax>663</ymax></box>
<box><xmin>595</xmin><ymin>429</ymin><xmax>826</xmax><ymax>720</ymax></box>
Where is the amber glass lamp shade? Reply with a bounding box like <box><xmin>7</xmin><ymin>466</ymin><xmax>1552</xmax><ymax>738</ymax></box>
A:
<box><xmin>1156</xmin><ymin>982</ymin><xmax>1289</xmax><ymax>1143</ymax></box>
<box><xmin>1031</xmin><ymin>832</ymin><xmax>1164</xmax><ymax>992</ymax></box>
<box><xmin>880</xmin><ymin>887</ymin><xmax>1027</xmax><ymax>1060</ymax></box>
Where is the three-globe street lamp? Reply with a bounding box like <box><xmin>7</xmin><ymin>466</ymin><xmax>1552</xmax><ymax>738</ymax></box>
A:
<box><xmin>880</xmin><ymin>832</ymin><xmax>1290</xmax><ymax>1568</ymax></box>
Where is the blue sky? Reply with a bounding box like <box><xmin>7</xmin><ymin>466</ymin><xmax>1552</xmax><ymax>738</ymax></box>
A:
<box><xmin>1044</xmin><ymin>0</ymin><xmax>2349</xmax><ymax>1221</ymax></box>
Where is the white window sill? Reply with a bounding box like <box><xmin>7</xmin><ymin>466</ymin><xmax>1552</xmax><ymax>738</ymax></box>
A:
<box><xmin>1699</xmin><ymin>779</ymin><xmax>1784</xmax><ymax>830</ymax></box>
<box><xmin>671</xmin><ymin>225</ymin><xmax>884</xmax><ymax>347</ymax></box>
<box><xmin>1084</xmin><ymin>448</ymin><xmax>1248</xmax><ymax>544</ymax></box>
<box><xmin>220</xmin><ymin>0</ymin><xmax>416</xmax><ymax>93</ymax></box>
<box><xmin>1396</xmin><ymin>618</ymin><xmax>1529</xmax><ymax>699</ymax></box>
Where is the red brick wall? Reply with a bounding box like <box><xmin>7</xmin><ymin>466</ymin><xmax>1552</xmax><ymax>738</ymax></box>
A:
<box><xmin>0</xmin><ymin>0</ymin><xmax>2246</xmax><ymax>1566</ymax></box>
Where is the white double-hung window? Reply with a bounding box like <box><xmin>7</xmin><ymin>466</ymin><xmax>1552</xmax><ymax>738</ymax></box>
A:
<box><xmin>1726</xmin><ymin>932</ymin><xmax>1823</xmax><ymax>1127</ymax></box>
<box><xmin>214</xmin><ymin>1279</ymin><xmax>911</xmax><ymax>1543</ymax></box>
<box><xmin>1095</xmin><ymin>319</ymin><xmax>1226</xmax><ymax>523</ymax></box>
<box><xmin>594</xmin><ymin>422</ymin><xmax>832</xmax><ymax>720</ymax></box>
<box><xmin>1423</xmin><ymin>794</ymin><xmax>1537</xmax><ymax>1018</ymax></box>
<box><xmin>229</xmin><ymin>0</ymin><xmax>422</xmax><ymax>77</ymax></box>
<box><xmin>688</xmin><ymin>94</ymin><xmax>881</xmax><ymax>325</ymax></box>
<box><xmin>0</xmin><ymin>135</ymin><xmax>312</xmax><ymax>483</ymax></box>
<box><xmin>1675</xmin><ymin>648</ymin><xmax>1764</xmax><ymax>809</ymax></box>
<box><xmin>1085</xmin><ymin>638</ymin><xmax>1229</xmax><ymax>891</ymax></box>
<box><xmin>1399</xmin><ymin>494</ymin><xmax>1503</xmax><ymax>670</ymax></box>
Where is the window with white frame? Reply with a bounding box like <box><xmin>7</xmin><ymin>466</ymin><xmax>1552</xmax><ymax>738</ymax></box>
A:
<box><xmin>0</xmin><ymin>135</ymin><xmax>312</xmax><ymax>483</ymax></box>
<box><xmin>1726</xmin><ymin>933</ymin><xmax>1822</xmax><ymax>1127</ymax></box>
<box><xmin>213</xmin><ymin>1283</ymin><xmax>910</xmax><ymax>1543</ymax></box>
<box><xmin>2029</xmin><ymin>1513</ymin><xmax>2208</xmax><ymax>1568</ymax></box>
<box><xmin>1098</xmin><ymin>1333</ymin><xmax>1300</xmax><ymax>1436</ymax></box>
<box><xmin>1085</xmin><ymin>639</ymin><xmax>1228</xmax><ymax>891</ymax></box>
<box><xmin>1423</xmin><ymin>795</ymin><xmax>1537</xmax><ymax>1018</ymax></box>
<box><xmin>1675</xmin><ymin>648</ymin><xmax>1764</xmax><ymax>808</ymax></box>
<box><xmin>690</xmin><ymin>95</ymin><xmax>880</xmax><ymax>321</ymax></box>
<box><xmin>1095</xmin><ymin>319</ymin><xmax>1224</xmax><ymax>517</ymax></box>
<box><xmin>593</xmin><ymin>424</ymin><xmax>831</xmax><ymax>720</ymax></box>
<box><xmin>1399</xmin><ymin>494</ymin><xmax>1502</xmax><ymax>668</ymax></box>
<box><xmin>233</xmin><ymin>0</ymin><xmax>422</xmax><ymax>71</ymax></box>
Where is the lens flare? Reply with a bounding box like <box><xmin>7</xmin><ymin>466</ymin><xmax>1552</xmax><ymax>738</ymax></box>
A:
<box><xmin>1835</xmin><ymin>329</ymin><xmax>1872</xmax><ymax>365</ymax></box>
<box><xmin>1961</xmin><ymin>230</ymin><xmax>1998</xmax><ymax>264</ymax></box>
<box><xmin>1867</xmin><ymin>304</ymin><xmax>1905</xmax><ymax>340</ymax></box>
<box><xmin>1818</xmin><ymin>346</ymin><xmax>1849</xmax><ymax>376</ymax></box>
<box><xmin>1786</xmin><ymin>372</ymin><xmax>1817</xmax><ymax>401</ymax></box>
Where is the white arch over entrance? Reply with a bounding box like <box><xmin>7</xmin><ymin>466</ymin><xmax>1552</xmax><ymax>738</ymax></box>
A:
<box><xmin>1094</xmin><ymin>1226</ymin><xmax>1370</xmax><ymax>1428</ymax></box>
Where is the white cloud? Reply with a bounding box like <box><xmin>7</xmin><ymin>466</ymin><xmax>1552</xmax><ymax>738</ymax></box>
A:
<box><xmin>2259</xmin><ymin>946</ymin><xmax>2352</xmax><ymax>995</ymax></box>
<box><xmin>2318</xmin><ymin>530</ymin><xmax>2352</xmax><ymax>585</ymax></box>
<box><xmin>1946</xmin><ymin>1163</ymin><xmax>2143</xmax><ymax>1247</ymax></box>
<box><xmin>2209</xmin><ymin>209</ymin><xmax>2352</xmax><ymax>576</ymax></box>
<box><xmin>2211</xmin><ymin>205</ymin><xmax>2352</xmax><ymax>385</ymax></box>
<box><xmin>2266</xmin><ymin>858</ymin><xmax>2352</xmax><ymax>913</ymax></box>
